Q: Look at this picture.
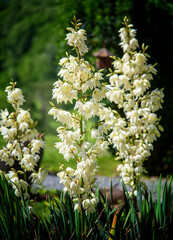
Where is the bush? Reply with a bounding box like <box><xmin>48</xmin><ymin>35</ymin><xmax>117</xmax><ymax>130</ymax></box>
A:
<box><xmin>0</xmin><ymin>172</ymin><xmax>48</xmax><ymax>240</ymax></box>
<box><xmin>0</xmin><ymin>172</ymin><xmax>172</xmax><ymax>239</ymax></box>
<box><xmin>113</xmin><ymin>176</ymin><xmax>173</xmax><ymax>239</ymax></box>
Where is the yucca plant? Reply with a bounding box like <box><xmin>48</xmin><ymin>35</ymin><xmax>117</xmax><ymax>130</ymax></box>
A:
<box><xmin>40</xmin><ymin>176</ymin><xmax>172</xmax><ymax>240</ymax></box>
<box><xmin>1</xmin><ymin>171</ymin><xmax>171</xmax><ymax>239</ymax></box>
<box><xmin>0</xmin><ymin>172</ymin><xmax>48</xmax><ymax>240</ymax></box>
<box><xmin>45</xmin><ymin>186</ymin><xmax>121</xmax><ymax>240</ymax></box>
<box><xmin>110</xmin><ymin>176</ymin><xmax>173</xmax><ymax>240</ymax></box>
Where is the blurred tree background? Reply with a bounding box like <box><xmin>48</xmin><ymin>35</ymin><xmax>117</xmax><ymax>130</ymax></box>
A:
<box><xmin>0</xmin><ymin>0</ymin><xmax>173</xmax><ymax>176</ymax></box>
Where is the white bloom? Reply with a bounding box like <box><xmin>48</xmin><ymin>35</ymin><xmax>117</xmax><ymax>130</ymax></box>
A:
<box><xmin>19</xmin><ymin>179</ymin><xmax>29</xmax><ymax>191</ymax></box>
<box><xmin>8</xmin><ymin>128</ymin><xmax>17</xmax><ymax>139</ymax></box>
<box><xmin>0</xmin><ymin>82</ymin><xmax>46</xmax><ymax>197</ymax></box>
<box><xmin>0</xmin><ymin>149</ymin><xmax>14</xmax><ymax>166</ymax></box>
<box><xmin>6</xmin><ymin>88</ymin><xmax>25</xmax><ymax>107</ymax></box>
<box><xmin>21</xmin><ymin>154</ymin><xmax>37</xmax><ymax>171</ymax></box>
<box><xmin>6</xmin><ymin>170</ymin><xmax>19</xmax><ymax>185</ymax></box>
<box><xmin>141</xmin><ymin>89</ymin><xmax>164</xmax><ymax>112</ymax></box>
<box><xmin>74</xmin><ymin>101</ymin><xmax>96</xmax><ymax>120</ymax></box>
<box><xmin>17</xmin><ymin>110</ymin><xmax>31</xmax><ymax>123</ymax></box>
<box><xmin>65</xmin><ymin>167</ymin><xmax>75</xmax><ymax>177</ymax></box>
<box><xmin>130</xmin><ymin>29</ymin><xmax>137</xmax><ymax>38</ymax></box>
<box><xmin>133</xmin><ymin>78</ymin><xmax>151</xmax><ymax>97</ymax></box>
<box><xmin>82</xmin><ymin>199</ymin><xmax>91</xmax><ymax>209</ymax></box>
<box><xmin>53</xmin><ymin>81</ymin><xmax>77</xmax><ymax>104</ymax></box>
<box><xmin>31</xmin><ymin>139</ymin><xmax>45</xmax><ymax>154</ymax></box>
<box><xmin>19</xmin><ymin>122</ymin><xmax>29</xmax><ymax>131</ymax></box>
<box><xmin>66</xmin><ymin>28</ymin><xmax>88</xmax><ymax>56</ymax></box>
<box><xmin>106</xmin><ymin>18</ymin><xmax>164</xmax><ymax>194</ymax></box>
<box><xmin>0</xmin><ymin>126</ymin><xmax>8</xmax><ymax>136</ymax></box>
<box><xmin>30</xmin><ymin>168</ymin><xmax>47</xmax><ymax>185</ymax></box>
<box><xmin>91</xmin><ymin>129</ymin><xmax>98</xmax><ymax>138</ymax></box>
<box><xmin>134</xmin><ymin>53</ymin><xmax>147</xmax><ymax>67</ymax></box>
<box><xmin>48</xmin><ymin>108</ymin><xmax>72</xmax><ymax>126</ymax></box>
<box><xmin>6</xmin><ymin>143</ymin><xmax>14</xmax><ymax>151</ymax></box>
<box><xmin>106</xmin><ymin>87</ymin><xmax>124</xmax><ymax>104</ymax></box>
<box><xmin>92</xmin><ymin>88</ymin><xmax>106</xmax><ymax>102</ymax></box>
<box><xmin>55</xmin><ymin>142</ymin><xmax>78</xmax><ymax>161</ymax></box>
<box><xmin>74</xmin><ymin>203</ymin><xmax>81</xmax><ymax>211</ymax></box>
<box><xmin>129</xmin><ymin>38</ymin><xmax>139</xmax><ymax>51</ymax></box>
<box><xmin>122</xmin><ymin>62</ymin><xmax>133</xmax><ymax>77</ymax></box>
<box><xmin>57</xmin><ymin>128</ymin><xmax>80</xmax><ymax>145</ymax></box>
<box><xmin>59</xmin><ymin>57</ymin><xmax>68</xmax><ymax>66</ymax></box>
<box><xmin>49</xmin><ymin>19</ymin><xmax>115</xmax><ymax>213</ymax></box>
<box><xmin>0</xmin><ymin>109</ymin><xmax>9</xmax><ymax>125</ymax></box>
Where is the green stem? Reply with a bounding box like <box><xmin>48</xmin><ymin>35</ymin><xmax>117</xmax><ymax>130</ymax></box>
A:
<box><xmin>15</xmin><ymin>109</ymin><xmax>28</xmax><ymax>194</ymax></box>
<box><xmin>81</xmin><ymin>207</ymin><xmax>84</xmax><ymax>240</ymax></box>
<box><xmin>80</xmin><ymin>114</ymin><xmax>83</xmax><ymax>145</ymax></box>
<box><xmin>79</xmin><ymin>88</ymin><xmax>84</xmax><ymax>238</ymax></box>
<box><xmin>79</xmin><ymin>90</ymin><xmax>83</xmax><ymax>154</ymax></box>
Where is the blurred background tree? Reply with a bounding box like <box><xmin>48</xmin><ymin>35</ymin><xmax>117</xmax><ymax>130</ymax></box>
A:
<box><xmin>0</xmin><ymin>0</ymin><xmax>172</xmax><ymax>175</ymax></box>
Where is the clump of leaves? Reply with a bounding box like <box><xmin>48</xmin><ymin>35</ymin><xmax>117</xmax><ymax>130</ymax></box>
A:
<box><xmin>0</xmin><ymin>172</ymin><xmax>48</xmax><ymax>240</ymax></box>
<box><xmin>46</xmin><ymin>186</ymin><xmax>117</xmax><ymax>240</ymax></box>
<box><xmin>110</xmin><ymin>176</ymin><xmax>173</xmax><ymax>240</ymax></box>
<box><xmin>1</xmin><ymin>172</ymin><xmax>172</xmax><ymax>240</ymax></box>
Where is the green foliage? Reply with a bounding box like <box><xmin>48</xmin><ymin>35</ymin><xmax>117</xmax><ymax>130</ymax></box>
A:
<box><xmin>0</xmin><ymin>172</ymin><xmax>48</xmax><ymax>240</ymax></box>
<box><xmin>37</xmin><ymin>176</ymin><xmax>173</xmax><ymax>239</ymax></box>
<box><xmin>45</xmin><ymin>187</ymin><xmax>115</xmax><ymax>239</ymax></box>
<box><xmin>113</xmin><ymin>176</ymin><xmax>173</xmax><ymax>240</ymax></box>
<box><xmin>0</xmin><ymin>172</ymin><xmax>172</xmax><ymax>239</ymax></box>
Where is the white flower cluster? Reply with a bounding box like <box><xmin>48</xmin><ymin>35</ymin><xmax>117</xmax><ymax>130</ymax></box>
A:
<box><xmin>66</xmin><ymin>26</ymin><xmax>88</xmax><ymax>56</ymax></box>
<box><xmin>106</xmin><ymin>17</ymin><xmax>164</xmax><ymax>194</ymax></box>
<box><xmin>49</xmin><ymin>19</ymin><xmax>109</xmax><ymax>214</ymax></box>
<box><xmin>0</xmin><ymin>81</ymin><xmax>47</xmax><ymax>197</ymax></box>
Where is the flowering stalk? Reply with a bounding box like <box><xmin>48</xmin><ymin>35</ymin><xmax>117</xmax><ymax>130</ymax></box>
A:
<box><xmin>0</xmin><ymin>80</ymin><xmax>47</xmax><ymax>198</ymax></box>
<box><xmin>49</xmin><ymin>17</ymin><xmax>109</xmax><ymax>214</ymax></box>
<box><xmin>106</xmin><ymin>17</ymin><xmax>164</xmax><ymax>195</ymax></box>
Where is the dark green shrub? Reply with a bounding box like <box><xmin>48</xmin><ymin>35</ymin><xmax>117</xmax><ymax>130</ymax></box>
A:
<box><xmin>0</xmin><ymin>172</ymin><xmax>48</xmax><ymax>240</ymax></box>
<box><xmin>0</xmin><ymin>173</ymin><xmax>172</xmax><ymax>240</ymax></box>
<box><xmin>112</xmin><ymin>176</ymin><xmax>173</xmax><ymax>240</ymax></box>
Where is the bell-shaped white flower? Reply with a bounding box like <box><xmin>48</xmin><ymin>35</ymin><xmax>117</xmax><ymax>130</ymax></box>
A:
<box><xmin>106</xmin><ymin>17</ymin><xmax>164</xmax><ymax>195</ymax></box>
